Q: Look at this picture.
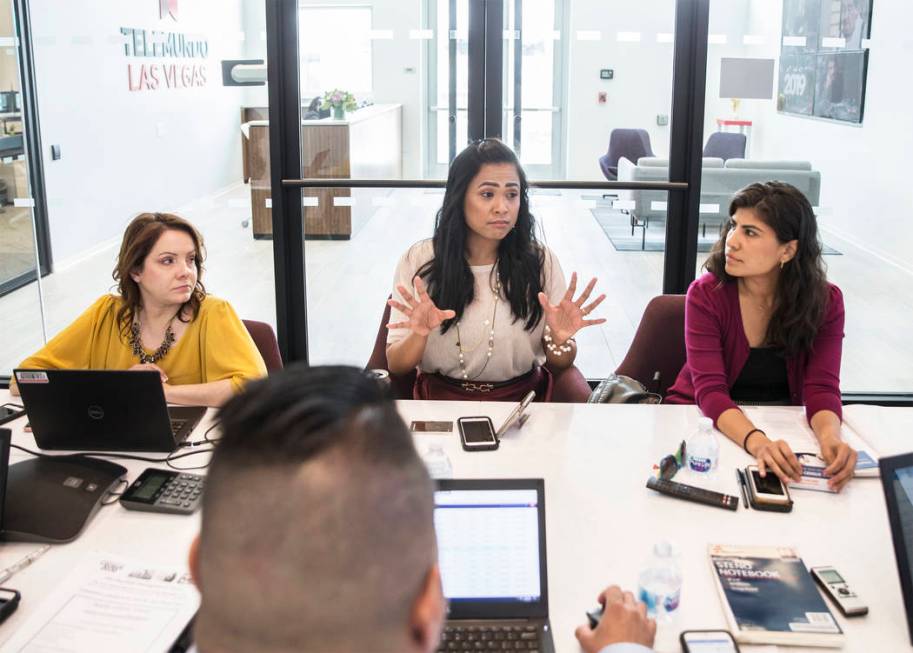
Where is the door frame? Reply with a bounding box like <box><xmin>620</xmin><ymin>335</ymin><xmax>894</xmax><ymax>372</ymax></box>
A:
<box><xmin>0</xmin><ymin>0</ymin><xmax>53</xmax><ymax>299</ymax></box>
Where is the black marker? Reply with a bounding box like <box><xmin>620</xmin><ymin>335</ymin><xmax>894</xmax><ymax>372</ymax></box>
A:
<box><xmin>736</xmin><ymin>468</ymin><xmax>750</xmax><ymax>509</ymax></box>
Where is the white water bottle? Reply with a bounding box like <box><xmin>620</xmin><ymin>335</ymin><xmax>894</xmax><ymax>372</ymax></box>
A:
<box><xmin>422</xmin><ymin>443</ymin><xmax>453</xmax><ymax>479</ymax></box>
<box><xmin>687</xmin><ymin>417</ymin><xmax>719</xmax><ymax>474</ymax></box>
<box><xmin>637</xmin><ymin>540</ymin><xmax>682</xmax><ymax>620</ymax></box>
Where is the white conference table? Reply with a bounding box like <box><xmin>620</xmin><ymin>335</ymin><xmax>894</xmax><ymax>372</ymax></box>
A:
<box><xmin>0</xmin><ymin>390</ymin><xmax>911</xmax><ymax>652</ymax></box>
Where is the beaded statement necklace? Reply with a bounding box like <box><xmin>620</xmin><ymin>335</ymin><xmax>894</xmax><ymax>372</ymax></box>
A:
<box><xmin>130</xmin><ymin>314</ymin><xmax>177</xmax><ymax>364</ymax></box>
<box><xmin>455</xmin><ymin>277</ymin><xmax>501</xmax><ymax>380</ymax></box>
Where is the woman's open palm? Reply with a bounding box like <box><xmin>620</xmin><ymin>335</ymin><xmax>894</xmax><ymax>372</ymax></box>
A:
<box><xmin>387</xmin><ymin>277</ymin><xmax>456</xmax><ymax>336</ymax></box>
<box><xmin>537</xmin><ymin>272</ymin><xmax>606</xmax><ymax>343</ymax></box>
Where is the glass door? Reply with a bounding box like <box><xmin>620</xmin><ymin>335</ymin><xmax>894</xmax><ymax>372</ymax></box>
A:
<box><xmin>427</xmin><ymin>0</ymin><xmax>468</xmax><ymax>178</ymax></box>
<box><xmin>502</xmin><ymin>0</ymin><xmax>565</xmax><ymax>179</ymax></box>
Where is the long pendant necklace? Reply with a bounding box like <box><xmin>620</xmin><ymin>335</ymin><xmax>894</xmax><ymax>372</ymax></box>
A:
<box><xmin>455</xmin><ymin>278</ymin><xmax>500</xmax><ymax>380</ymax></box>
<box><xmin>130</xmin><ymin>314</ymin><xmax>177</xmax><ymax>364</ymax></box>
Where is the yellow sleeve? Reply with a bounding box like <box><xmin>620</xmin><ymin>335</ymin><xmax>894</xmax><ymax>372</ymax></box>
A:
<box><xmin>198</xmin><ymin>298</ymin><xmax>267</xmax><ymax>393</ymax></box>
<box><xmin>18</xmin><ymin>295</ymin><xmax>118</xmax><ymax>370</ymax></box>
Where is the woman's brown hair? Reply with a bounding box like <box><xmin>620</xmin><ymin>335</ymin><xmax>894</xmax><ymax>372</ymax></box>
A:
<box><xmin>112</xmin><ymin>212</ymin><xmax>207</xmax><ymax>339</ymax></box>
<box><xmin>704</xmin><ymin>181</ymin><xmax>829</xmax><ymax>357</ymax></box>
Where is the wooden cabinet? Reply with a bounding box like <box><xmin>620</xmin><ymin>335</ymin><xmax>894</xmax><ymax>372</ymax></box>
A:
<box><xmin>242</xmin><ymin>104</ymin><xmax>402</xmax><ymax>240</ymax></box>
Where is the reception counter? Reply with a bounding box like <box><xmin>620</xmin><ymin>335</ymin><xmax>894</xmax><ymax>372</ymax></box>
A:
<box><xmin>243</xmin><ymin>103</ymin><xmax>403</xmax><ymax>239</ymax></box>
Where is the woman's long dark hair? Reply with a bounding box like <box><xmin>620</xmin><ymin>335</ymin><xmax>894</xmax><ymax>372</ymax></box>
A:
<box><xmin>417</xmin><ymin>139</ymin><xmax>544</xmax><ymax>334</ymax></box>
<box><xmin>704</xmin><ymin>181</ymin><xmax>829</xmax><ymax>357</ymax></box>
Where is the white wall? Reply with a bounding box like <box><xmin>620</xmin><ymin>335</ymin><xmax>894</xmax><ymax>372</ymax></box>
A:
<box><xmin>565</xmin><ymin>1</ymin><xmax>674</xmax><ymax>179</ymax></box>
<box><xmin>244</xmin><ymin>1</ymin><xmax>425</xmax><ymax>179</ymax></box>
<box><xmin>565</xmin><ymin>0</ymin><xmax>748</xmax><ymax>180</ymax></box>
<box><xmin>31</xmin><ymin>0</ymin><xmax>247</xmax><ymax>265</ymax></box>
<box><xmin>737</xmin><ymin>0</ymin><xmax>913</xmax><ymax>272</ymax></box>
<box><xmin>365</xmin><ymin>0</ymin><xmax>423</xmax><ymax>179</ymax></box>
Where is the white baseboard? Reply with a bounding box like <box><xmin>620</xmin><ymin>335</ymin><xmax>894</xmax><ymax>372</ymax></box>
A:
<box><xmin>820</xmin><ymin>225</ymin><xmax>913</xmax><ymax>278</ymax></box>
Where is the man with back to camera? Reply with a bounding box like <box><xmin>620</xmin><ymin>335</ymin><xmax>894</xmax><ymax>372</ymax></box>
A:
<box><xmin>187</xmin><ymin>364</ymin><xmax>656</xmax><ymax>653</ymax></box>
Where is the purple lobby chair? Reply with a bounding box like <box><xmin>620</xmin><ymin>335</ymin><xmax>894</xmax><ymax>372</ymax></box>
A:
<box><xmin>598</xmin><ymin>128</ymin><xmax>655</xmax><ymax>181</ymax></box>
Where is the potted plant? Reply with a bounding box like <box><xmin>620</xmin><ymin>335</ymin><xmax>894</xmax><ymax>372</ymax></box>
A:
<box><xmin>321</xmin><ymin>89</ymin><xmax>357</xmax><ymax>120</ymax></box>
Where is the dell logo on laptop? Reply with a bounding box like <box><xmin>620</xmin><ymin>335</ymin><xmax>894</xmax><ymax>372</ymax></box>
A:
<box><xmin>87</xmin><ymin>405</ymin><xmax>105</xmax><ymax>420</ymax></box>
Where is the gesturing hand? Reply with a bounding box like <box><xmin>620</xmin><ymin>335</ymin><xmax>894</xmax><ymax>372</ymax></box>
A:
<box><xmin>387</xmin><ymin>277</ymin><xmax>456</xmax><ymax>337</ymax></box>
<box><xmin>537</xmin><ymin>272</ymin><xmax>606</xmax><ymax>344</ymax></box>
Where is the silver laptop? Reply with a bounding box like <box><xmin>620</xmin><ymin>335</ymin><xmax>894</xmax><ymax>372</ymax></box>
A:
<box><xmin>434</xmin><ymin>478</ymin><xmax>555</xmax><ymax>653</ymax></box>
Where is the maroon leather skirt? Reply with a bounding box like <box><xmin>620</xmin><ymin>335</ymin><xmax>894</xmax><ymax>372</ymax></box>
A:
<box><xmin>413</xmin><ymin>365</ymin><xmax>553</xmax><ymax>402</ymax></box>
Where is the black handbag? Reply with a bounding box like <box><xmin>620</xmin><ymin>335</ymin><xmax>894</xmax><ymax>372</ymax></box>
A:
<box><xmin>587</xmin><ymin>374</ymin><xmax>662</xmax><ymax>404</ymax></box>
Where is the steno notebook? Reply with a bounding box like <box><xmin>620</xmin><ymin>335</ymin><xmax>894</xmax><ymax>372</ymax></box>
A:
<box><xmin>709</xmin><ymin>544</ymin><xmax>843</xmax><ymax>648</ymax></box>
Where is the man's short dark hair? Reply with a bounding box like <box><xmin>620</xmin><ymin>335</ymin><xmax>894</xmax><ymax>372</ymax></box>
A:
<box><xmin>195</xmin><ymin>364</ymin><xmax>435</xmax><ymax>653</ymax></box>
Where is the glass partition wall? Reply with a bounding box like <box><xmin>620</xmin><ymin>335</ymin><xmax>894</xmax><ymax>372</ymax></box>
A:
<box><xmin>296</xmin><ymin>0</ymin><xmax>682</xmax><ymax>380</ymax></box>
<box><xmin>703</xmin><ymin>0</ymin><xmax>913</xmax><ymax>392</ymax></box>
<box><xmin>0</xmin><ymin>0</ymin><xmax>276</xmax><ymax>377</ymax></box>
<box><xmin>6</xmin><ymin>0</ymin><xmax>909</xmax><ymax>400</ymax></box>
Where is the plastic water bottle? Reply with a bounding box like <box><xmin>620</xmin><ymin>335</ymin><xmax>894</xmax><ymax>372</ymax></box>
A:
<box><xmin>687</xmin><ymin>417</ymin><xmax>719</xmax><ymax>474</ymax></box>
<box><xmin>637</xmin><ymin>540</ymin><xmax>682</xmax><ymax>620</ymax></box>
<box><xmin>422</xmin><ymin>444</ymin><xmax>453</xmax><ymax>479</ymax></box>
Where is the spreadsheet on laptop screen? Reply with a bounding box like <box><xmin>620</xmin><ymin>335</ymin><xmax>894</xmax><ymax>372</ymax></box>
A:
<box><xmin>434</xmin><ymin>489</ymin><xmax>541</xmax><ymax>602</ymax></box>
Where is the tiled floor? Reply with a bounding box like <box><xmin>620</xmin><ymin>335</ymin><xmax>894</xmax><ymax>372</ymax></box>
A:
<box><xmin>2</xmin><ymin>182</ymin><xmax>911</xmax><ymax>393</ymax></box>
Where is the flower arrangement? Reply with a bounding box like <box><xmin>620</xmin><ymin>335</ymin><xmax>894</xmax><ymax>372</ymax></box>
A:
<box><xmin>321</xmin><ymin>89</ymin><xmax>357</xmax><ymax>119</ymax></box>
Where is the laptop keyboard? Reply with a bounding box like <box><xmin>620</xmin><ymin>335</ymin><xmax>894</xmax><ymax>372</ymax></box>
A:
<box><xmin>170</xmin><ymin>419</ymin><xmax>187</xmax><ymax>436</ymax></box>
<box><xmin>438</xmin><ymin>625</ymin><xmax>541</xmax><ymax>652</ymax></box>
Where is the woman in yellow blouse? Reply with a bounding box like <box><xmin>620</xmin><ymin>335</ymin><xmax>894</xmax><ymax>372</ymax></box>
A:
<box><xmin>11</xmin><ymin>212</ymin><xmax>266</xmax><ymax>407</ymax></box>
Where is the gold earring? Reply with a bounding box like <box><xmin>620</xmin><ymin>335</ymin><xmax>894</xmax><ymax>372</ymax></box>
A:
<box><xmin>780</xmin><ymin>260</ymin><xmax>785</xmax><ymax>270</ymax></box>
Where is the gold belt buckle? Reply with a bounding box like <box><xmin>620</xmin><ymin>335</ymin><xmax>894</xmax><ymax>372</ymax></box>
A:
<box><xmin>461</xmin><ymin>382</ymin><xmax>494</xmax><ymax>393</ymax></box>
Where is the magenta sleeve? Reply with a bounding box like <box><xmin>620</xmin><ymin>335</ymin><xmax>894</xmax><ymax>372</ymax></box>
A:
<box><xmin>804</xmin><ymin>284</ymin><xmax>845</xmax><ymax>423</ymax></box>
<box><xmin>684</xmin><ymin>280</ymin><xmax>738</xmax><ymax>426</ymax></box>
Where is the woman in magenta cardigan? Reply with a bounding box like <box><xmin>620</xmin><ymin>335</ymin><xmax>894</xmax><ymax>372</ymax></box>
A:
<box><xmin>666</xmin><ymin>182</ymin><xmax>857</xmax><ymax>491</ymax></box>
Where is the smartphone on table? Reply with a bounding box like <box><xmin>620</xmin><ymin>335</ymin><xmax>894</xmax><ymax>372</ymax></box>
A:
<box><xmin>457</xmin><ymin>416</ymin><xmax>499</xmax><ymax>452</ymax></box>
<box><xmin>745</xmin><ymin>464</ymin><xmax>792</xmax><ymax>508</ymax></box>
<box><xmin>680</xmin><ymin>630</ymin><xmax>740</xmax><ymax>652</ymax></box>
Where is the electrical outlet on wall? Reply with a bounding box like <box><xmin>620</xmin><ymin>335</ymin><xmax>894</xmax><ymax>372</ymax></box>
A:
<box><xmin>656</xmin><ymin>114</ymin><xmax>669</xmax><ymax>126</ymax></box>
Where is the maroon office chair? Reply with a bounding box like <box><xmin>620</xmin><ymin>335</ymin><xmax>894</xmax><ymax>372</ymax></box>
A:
<box><xmin>366</xmin><ymin>301</ymin><xmax>418</xmax><ymax>400</ymax></box>
<box><xmin>614</xmin><ymin>295</ymin><xmax>687</xmax><ymax>398</ymax></box>
<box><xmin>242</xmin><ymin>319</ymin><xmax>283</xmax><ymax>372</ymax></box>
<box><xmin>367</xmin><ymin>299</ymin><xmax>591</xmax><ymax>402</ymax></box>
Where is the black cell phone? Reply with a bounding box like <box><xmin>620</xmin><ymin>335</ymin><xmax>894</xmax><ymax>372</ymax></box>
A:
<box><xmin>680</xmin><ymin>629</ymin><xmax>740</xmax><ymax>652</ymax></box>
<box><xmin>457</xmin><ymin>416</ymin><xmax>498</xmax><ymax>452</ymax></box>
<box><xmin>0</xmin><ymin>588</ymin><xmax>21</xmax><ymax>625</ymax></box>
<box><xmin>745</xmin><ymin>465</ymin><xmax>793</xmax><ymax>512</ymax></box>
<box><xmin>0</xmin><ymin>404</ymin><xmax>26</xmax><ymax>426</ymax></box>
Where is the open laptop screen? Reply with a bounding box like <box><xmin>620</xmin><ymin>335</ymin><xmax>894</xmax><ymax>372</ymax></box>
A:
<box><xmin>880</xmin><ymin>453</ymin><xmax>913</xmax><ymax>645</ymax></box>
<box><xmin>0</xmin><ymin>429</ymin><xmax>9</xmax><ymax>532</ymax></box>
<box><xmin>434</xmin><ymin>479</ymin><xmax>548</xmax><ymax>620</ymax></box>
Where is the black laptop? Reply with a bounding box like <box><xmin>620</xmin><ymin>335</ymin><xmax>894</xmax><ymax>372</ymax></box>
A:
<box><xmin>14</xmin><ymin>369</ymin><xmax>206</xmax><ymax>452</ymax></box>
<box><xmin>434</xmin><ymin>478</ymin><xmax>555</xmax><ymax>653</ymax></box>
<box><xmin>880</xmin><ymin>452</ymin><xmax>913</xmax><ymax>646</ymax></box>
